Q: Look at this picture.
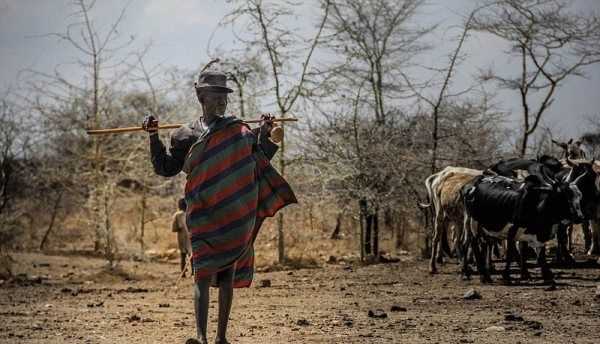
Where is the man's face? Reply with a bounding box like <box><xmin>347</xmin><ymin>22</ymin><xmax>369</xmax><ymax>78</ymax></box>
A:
<box><xmin>197</xmin><ymin>90</ymin><xmax>228</xmax><ymax>116</ymax></box>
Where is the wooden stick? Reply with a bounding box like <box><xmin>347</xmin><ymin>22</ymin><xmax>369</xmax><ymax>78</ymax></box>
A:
<box><xmin>86</xmin><ymin>117</ymin><xmax>298</xmax><ymax>135</ymax></box>
<box><xmin>162</xmin><ymin>253</ymin><xmax>192</xmax><ymax>298</ymax></box>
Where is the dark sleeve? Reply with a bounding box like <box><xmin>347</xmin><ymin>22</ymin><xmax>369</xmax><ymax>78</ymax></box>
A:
<box><xmin>251</xmin><ymin>127</ymin><xmax>279</xmax><ymax>160</ymax></box>
<box><xmin>260</xmin><ymin>139</ymin><xmax>279</xmax><ymax>160</ymax></box>
<box><xmin>149</xmin><ymin>127</ymin><xmax>195</xmax><ymax>177</ymax></box>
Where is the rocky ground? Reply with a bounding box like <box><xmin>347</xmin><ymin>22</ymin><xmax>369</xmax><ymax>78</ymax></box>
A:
<box><xmin>1</xmin><ymin>252</ymin><xmax>600</xmax><ymax>344</ymax></box>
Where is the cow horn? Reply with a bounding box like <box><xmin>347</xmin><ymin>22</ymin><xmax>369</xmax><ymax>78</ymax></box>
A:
<box><xmin>570</xmin><ymin>171</ymin><xmax>587</xmax><ymax>185</ymax></box>
<box><xmin>542</xmin><ymin>169</ymin><xmax>558</xmax><ymax>186</ymax></box>
<box><xmin>534</xmin><ymin>184</ymin><xmax>553</xmax><ymax>191</ymax></box>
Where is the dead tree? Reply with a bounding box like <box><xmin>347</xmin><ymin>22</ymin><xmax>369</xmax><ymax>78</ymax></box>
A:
<box><xmin>223</xmin><ymin>0</ymin><xmax>330</xmax><ymax>263</ymax></box>
<box><xmin>321</xmin><ymin>0</ymin><xmax>434</xmax><ymax>124</ymax></box>
<box><xmin>312</xmin><ymin>0</ymin><xmax>434</xmax><ymax>260</ymax></box>
<box><xmin>21</xmin><ymin>0</ymin><xmax>141</xmax><ymax>264</ymax></box>
<box><xmin>473</xmin><ymin>0</ymin><xmax>600</xmax><ymax>157</ymax></box>
<box><xmin>0</xmin><ymin>98</ymin><xmax>29</xmax><ymax>248</ymax></box>
<box><xmin>399</xmin><ymin>7</ymin><xmax>483</xmax><ymax>258</ymax></box>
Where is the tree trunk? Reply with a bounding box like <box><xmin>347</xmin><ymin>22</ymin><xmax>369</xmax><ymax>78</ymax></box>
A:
<box><xmin>330</xmin><ymin>212</ymin><xmax>343</xmax><ymax>240</ymax></box>
<box><xmin>359</xmin><ymin>199</ymin><xmax>366</xmax><ymax>261</ymax></box>
<box><xmin>431</xmin><ymin>109</ymin><xmax>439</xmax><ymax>174</ymax></box>
<box><xmin>102</xmin><ymin>184</ymin><xmax>115</xmax><ymax>267</ymax></box>
<box><xmin>520</xmin><ymin>130</ymin><xmax>530</xmax><ymax>158</ymax></box>
<box><xmin>308</xmin><ymin>204</ymin><xmax>314</xmax><ymax>232</ymax></box>
<box><xmin>39</xmin><ymin>190</ymin><xmax>63</xmax><ymax>250</ymax></box>
<box><xmin>90</xmin><ymin>186</ymin><xmax>103</xmax><ymax>252</ymax></box>
<box><xmin>139</xmin><ymin>186</ymin><xmax>147</xmax><ymax>256</ymax></box>
<box><xmin>421</xmin><ymin>207</ymin><xmax>432</xmax><ymax>259</ymax></box>
<box><xmin>277</xmin><ymin>212</ymin><xmax>285</xmax><ymax>263</ymax></box>
<box><xmin>365</xmin><ymin>214</ymin><xmax>373</xmax><ymax>256</ymax></box>
<box><xmin>395</xmin><ymin>216</ymin><xmax>406</xmax><ymax>249</ymax></box>
<box><xmin>276</xmin><ymin>122</ymin><xmax>287</xmax><ymax>264</ymax></box>
<box><xmin>373</xmin><ymin>210</ymin><xmax>379</xmax><ymax>259</ymax></box>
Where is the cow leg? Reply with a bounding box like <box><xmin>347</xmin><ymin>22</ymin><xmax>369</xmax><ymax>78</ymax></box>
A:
<box><xmin>536</xmin><ymin>246</ymin><xmax>554</xmax><ymax>284</ymax></box>
<box><xmin>460</xmin><ymin>215</ymin><xmax>472</xmax><ymax>279</ymax></box>
<box><xmin>436</xmin><ymin>221</ymin><xmax>447</xmax><ymax>264</ymax></box>
<box><xmin>486</xmin><ymin>239</ymin><xmax>496</xmax><ymax>274</ymax></box>
<box><xmin>554</xmin><ymin>223</ymin><xmax>566</xmax><ymax>264</ymax></box>
<box><xmin>581</xmin><ymin>220</ymin><xmax>592</xmax><ymax>254</ymax></box>
<box><xmin>452</xmin><ymin>223</ymin><xmax>462</xmax><ymax>261</ymax></box>
<box><xmin>502</xmin><ymin>226</ymin><xmax>518</xmax><ymax>284</ymax></box>
<box><xmin>492</xmin><ymin>240</ymin><xmax>501</xmax><ymax>260</ymax></box>
<box><xmin>567</xmin><ymin>224</ymin><xmax>573</xmax><ymax>253</ymax></box>
<box><xmin>472</xmin><ymin>237</ymin><xmax>492</xmax><ymax>283</ymax></box>
<box><xmin>555</xmin><ymin>223</ymin><xmax>575</xmax><ymax>267</ymax></box>
<box><xmin>588</xmin><ymin>220</ymin><xmax>600</xmax><ymax>255</ymax></box>
<box><xmin>440</xmin><ymin>224</ymin><xmax>453</xmax><ymax>260</ymax></box>
<box><xmin>518</xmin><ymin>241</ymin><xmax>531</xmax><ymax>281</ymax></box>
<box><xmin>510</xmin><ymin>240</ymin><xmax>521</xmax><ymax>266</ymax></box>
<box><xmin>471</xmin><ymin>227</ymin><xmax>491</xmax><ymax>284</ymax></box>
<box><xmin>465</xmin><ymin>217</ymin><xmax>477</xmax><ymax>267</ymax></box>
<box><xmin>430</xmin><ymin>214</ymin><xmax>443</xmax><ymax>274</ymax></box>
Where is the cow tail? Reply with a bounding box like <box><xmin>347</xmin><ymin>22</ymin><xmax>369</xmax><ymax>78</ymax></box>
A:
<box><xmin>419</xmin><ymin>174</ymin><xmax>437</xmax><ymax>209</ymax></box>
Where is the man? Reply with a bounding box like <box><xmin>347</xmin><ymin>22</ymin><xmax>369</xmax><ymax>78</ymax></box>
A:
<box><xmin>172</xmin><ymin>198</ymin><xmax>191</xmax><ymax>276</ymax></box>
<box><xmin>142</xmin><ymin>70</ymin><xmax>296</xmax><ymax>344</ymax></box>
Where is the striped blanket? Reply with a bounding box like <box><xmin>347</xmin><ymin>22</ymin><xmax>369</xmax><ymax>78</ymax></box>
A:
<box><xmin>184</xmin><ymin>117</ymin><xmax>296</xmax><ymax>287</ymax></box>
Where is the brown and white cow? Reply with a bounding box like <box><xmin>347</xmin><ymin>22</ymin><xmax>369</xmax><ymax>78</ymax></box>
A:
<box><xmin>422</xmin><ymin>166</ymin><xmax>482</xmax><ymax>273</ymax></box>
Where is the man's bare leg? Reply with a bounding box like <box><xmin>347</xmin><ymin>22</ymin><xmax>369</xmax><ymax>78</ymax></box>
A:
<box><xmin>216</xmin><ymin>267</ymin><xmax>235</xmax><ymax>344</ymax></box>
<box><xmin>192</xmin><ymin>277</ymin><xmax>210</xmax><ymax>344</ymax></box>
<box><xmin>180</xmin><ymin>252</ymin><xmax>188</xmax><ymax>277</ymax></box>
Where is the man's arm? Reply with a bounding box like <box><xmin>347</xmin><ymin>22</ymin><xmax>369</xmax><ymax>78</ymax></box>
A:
<box><xmin>144</xmin><ymin>115</ymin><xmax>184</xmax><ymax>177</ymax></box>
<box><xmin>144</xmin><ymin>115</ymin><xmax>196</xmax><ymax>177</ymax></box>
<box><xmin>171</xmin><ymin>212</ymin><xmax>180</xmax><ymax>233</ymax></box>
<box><xmin>259</xmin><ymin>138</ymin><xmax>279</xmax><ymax>160</ymax></box>
<box><xmin>150</xmin><ymin>133</ymin><xmax>187</xmax><ymax>177</ymax></box>
<box><xmin>252</xmin><ymin>122</ymin><xmax>279</xmax><ymax>160</ymax></box>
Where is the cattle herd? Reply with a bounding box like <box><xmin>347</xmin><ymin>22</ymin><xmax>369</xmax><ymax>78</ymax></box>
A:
<box><xmin>422</xmin><ymin>149</ymin><xmax>600</xmax><ymax>285</ymax></box>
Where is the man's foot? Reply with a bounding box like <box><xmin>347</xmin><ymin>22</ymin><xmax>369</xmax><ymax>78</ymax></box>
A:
<box><xmin>479</xmin><ymin>275</ymin><xmax>493</xmax><ymax>284</ymax></box>
<box><xmin>214</xmin><ymin>339</ymin><xmax>230</xmax><ymax>344</ymax></box>
<box><xmin>186</xmin><ymin>338</ymin><xmax>207</xmax><ymax>344</ymax></box>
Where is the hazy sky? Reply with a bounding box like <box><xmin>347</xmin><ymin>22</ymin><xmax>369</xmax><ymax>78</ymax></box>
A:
<box><xmin>1</xmin><ymin>0</ymin><xmax>599</xmax><ymax>140</ymax></box>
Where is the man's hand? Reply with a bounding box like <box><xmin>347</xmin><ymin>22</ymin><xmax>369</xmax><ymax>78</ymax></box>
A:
<box><xmin>142</xmin><ymin>114</ymin><xmax>159</xmax><ymax>133</ymax></box>
<box><xmin>259</xmin><ymin>114</ymin><xmax>275</xmax><ymax>140</ymax></box>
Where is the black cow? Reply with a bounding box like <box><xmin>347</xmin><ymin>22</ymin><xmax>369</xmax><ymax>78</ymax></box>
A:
<box><xmin>554</xmin><ymin>159</ymin><xmax>600</xmax><ymax>262</ymax></box>
<box><xmin>461</xmin><ymin>166</ymin><xmax>586</xmax><ymax>284</ymax></box>
<box><xmin>488</xmin><ymin>156</ymin><xmax>589</xmax><ymax>267</ymax></box>
<box><xmin>488</xmin><ymin>155</ymin><xmax>563</xmax><ymax>180</ymax></box>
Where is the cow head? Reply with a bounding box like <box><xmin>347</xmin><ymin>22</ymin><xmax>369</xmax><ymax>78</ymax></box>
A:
<box><xmin>593</xmin><ymin>159</ymin><xmax>600</xmax><ymax>195</ymax></box>
<box><xmin>561</xmin><ymin>176</ymin><xmax>586</xmax><ymax>224</ymax></box>
<box><xmin>552</xmin><ymin>138</ymin><xmax>586</xmax><ymax>160</ymax></box>
<box><xmin>528</xmin><ymin>170</ymin><xmax>585</xmax><ymax>224</ymax></box>
<box><xmin>560</xmin><ymin>164</ymin><xmax>589</xmax><ymax>223</ymax></box>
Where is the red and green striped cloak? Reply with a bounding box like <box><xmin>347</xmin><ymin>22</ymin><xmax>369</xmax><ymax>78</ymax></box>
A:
<box><xmin>183</xmin><ymin>117</ymin><xmax>296</xmax><ymax>287</ymax></box>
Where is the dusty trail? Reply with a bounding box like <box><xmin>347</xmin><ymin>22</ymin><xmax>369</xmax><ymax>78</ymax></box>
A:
<box><xmin>1</xmin><ymin>252</ymin><xmax>599</xmax><ymax>343</ymax></box>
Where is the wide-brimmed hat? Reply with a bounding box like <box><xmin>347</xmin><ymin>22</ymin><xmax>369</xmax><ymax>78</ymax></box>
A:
<box><xmin>195</xmin><ymin>71</ymin><xmax>233</xmax><ymax>94</ymax></box>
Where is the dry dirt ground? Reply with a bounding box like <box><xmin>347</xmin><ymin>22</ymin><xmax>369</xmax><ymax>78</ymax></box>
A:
<box><xmin>1</xmin><ymin>252</ymin><xmax>600</xmax><ymax>344</ymax></box>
